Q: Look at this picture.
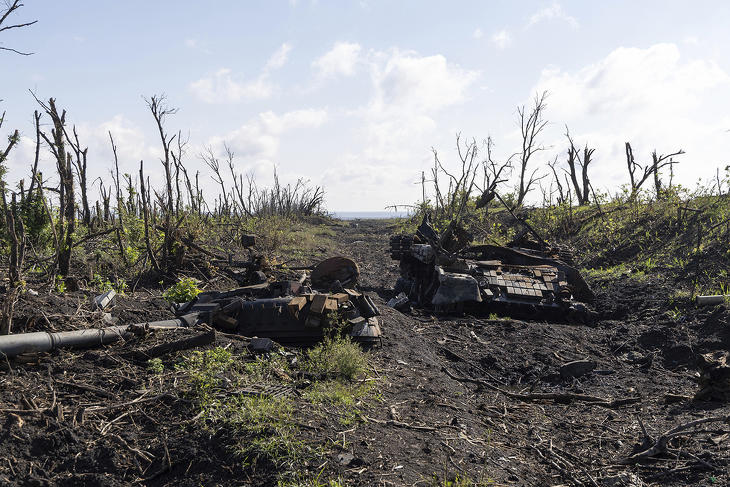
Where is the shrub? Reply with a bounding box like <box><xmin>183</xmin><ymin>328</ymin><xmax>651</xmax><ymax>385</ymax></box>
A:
<box><xmin>163</xmin><ymin>277</ymin><xmax>201</xmax><ymax>303</ymax></box>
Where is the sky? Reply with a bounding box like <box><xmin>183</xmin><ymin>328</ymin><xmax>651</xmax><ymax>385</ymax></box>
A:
<box><xmin>2</xmin><ymin>0</ymin><xmax>730</xmax><ymax>211</ymax></box>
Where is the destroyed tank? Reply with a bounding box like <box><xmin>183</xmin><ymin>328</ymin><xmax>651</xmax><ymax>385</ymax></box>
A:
<box><xmin>389</xmin><ymin>216</ymin><xmax>595</xmax><ymax>323</ymax></box>
<box><xmin>174</xmin><ymin>256</ymin><xmax>382</xmax><ymax>344</ymax></box>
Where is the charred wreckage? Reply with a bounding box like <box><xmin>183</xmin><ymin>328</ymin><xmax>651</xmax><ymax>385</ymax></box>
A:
<box><xmin>388</xmin><ymin>216</ymin><xmax>596</xmax><ymax>323</ymax></box>
<box><xmin>0</xmin><ymin>256</ymin><xmax>382</xmax><ymax>359</ymax></box>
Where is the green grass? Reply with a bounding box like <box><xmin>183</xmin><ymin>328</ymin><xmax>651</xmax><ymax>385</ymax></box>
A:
<box><xmin>225</xmin><ymin>395</ymin><xmax>303</xmax><ymax>469</ymax></box>
<box><xmin>430</xmin><ymin>474</ymin><xmax>498</xmax><ymax>486</ymax></box>
<box><xmin>176</xmin><ymin>338</ymin><xmax>375</xmax><ymax>483</ymax></box>
<box><xmin>303</xmin><ymin>335</ymin><xmax>369</xmax><ymax>381</ymax></box>
<box><xmin>304</xmin><ymin>380</ymin><xmax>374</xmax><ymax>426</ymax></box>
<box><xmin>177</xmin><ymin>347</ymin><xmax>305</xmax><ymax>469</ymax></box>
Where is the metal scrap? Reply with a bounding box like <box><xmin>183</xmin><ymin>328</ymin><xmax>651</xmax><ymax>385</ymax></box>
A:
<box><xmin>174</xmin><ymin>257</ymin><xmax>381</xmax><ymax>343</ymax></box>
<box><xmin>389</xmin><ymin>215</ymin><xmax>595</xmax><ymax>322</ymax></box>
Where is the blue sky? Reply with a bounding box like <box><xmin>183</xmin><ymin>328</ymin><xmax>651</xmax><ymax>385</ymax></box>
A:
<box><xmin>3</xmin><ymin>1</ymin><xmax>730</xmax><ymax>210</ymax></box>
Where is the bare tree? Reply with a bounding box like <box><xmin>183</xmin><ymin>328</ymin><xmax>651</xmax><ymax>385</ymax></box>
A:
<box><xmin>475</xmin><ymin>136</ymin><xmax>512</xmax><ymax>210</ymax></box>
<box><xmin>169</xmin><ymin>130</ymin><xmax>189</xmax><ymax>216</ymax></box>
<box><xmin>139</xmin><ymin>160</ymin><xmax>159</xmax><ymax>271</ymax></box>
<box><xmin>22</xmin><ymin>110</ymin><xmax>41</xmax><ymax>211</ymax></box>
<box><xmin>146</xmin><ymin>95</ymin><xmax>178</xmax><ymax>267</ymax></box>
<box><xmin>201</xmin><ymin>146</ymin><xmax>230</xmax><ymax>215</ymax></box>
<box><xmin>0</xmin><ymin>0</ymin><xmax>37</xmax><ymax>55</ymax></box>
<box><xmin>625</xmin><ymin>142</ymin><xmax>684</xmax><ymax>199</ymax></box>
<box><xmin>515</xmin><ymin>91</ymin><xmax>549</xmax><ymax>207</ymax></box>
<box><xmin>108</xmin><ymin>131</ymin><xmax>129</xmax><ymax>263</ymax></box>
<box><xmin>34</xmin><ymin>96</ymin><xmax>75</xmax><ymax>276</ymax></box>
<box><xmin>0</xmin><ymin>190</ymin><xmax>25</xmax><ymax>335</ymax></box>
<box><xmin>564</xmin><ymin>128</ymin><xmax>595</xmax><ymax>206</ymax></box>
<box><xmin>652</xmin><ymin>149</ymin><xmax>683</xmax><ymax>199</ymax></box>
<box><xmin>0</xmin><ymin>110</ymin><xmax>20</xmax><ymax>168</ymax></box>
<box><xmin>64</xmin><ymin>126</ymin><xmax>90</xmax><ymax>225</ymax></box>
<box><xmin>546</xmin><ymin>155</ymin><xmax>570</xmax><ymax>205</ymax></box>
<box><xmin>430</xmin><ymin>133</ymin><xmax>482</xmax><ymax>223</ymax></box>
<box><xmin>224</xmin><ymin>144</ymin><xmax>255</xmax><ymax>218</ymax></box>
<box><xmin>0</xmin><ymin>110</ymin><xmax>24</xmax><ymax>335</ymax></box>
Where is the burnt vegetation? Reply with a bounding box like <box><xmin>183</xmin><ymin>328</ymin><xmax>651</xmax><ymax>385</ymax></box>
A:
<box><xmin>1</xmin><ymin>5</ymin><xmax>729</xmax><ymax>484</ymax></box>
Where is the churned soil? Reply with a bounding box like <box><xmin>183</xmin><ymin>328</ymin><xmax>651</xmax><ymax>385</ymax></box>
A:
<box><xmin>0</xmin><ymin>218</ymin><xmax>728</xmax><ymax>486</ymax></box>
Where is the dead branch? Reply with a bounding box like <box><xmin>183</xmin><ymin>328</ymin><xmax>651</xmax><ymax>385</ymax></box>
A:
<box><xmin>146</xmin><ymin>95</ymin><xmax>178</xmax><ymax>266</ymax></box>
<box><xmin>625</xmin><ymin>141</ymin><xmax>685</xmax><ymax>199</ymax></box>
<box><xmin>565</xmin><ymin>127</ymin><xmax>594</xmax><ymax>205</ymax></box>
<box><xmin>139</xmin><ymin>160</ymin><xmax>160</xmax><ymax>272</ymax></box>
<box><xmin>201</xmin><ymin>146</ymin><xmax>229</xmax><ymax>215</ymax></box>
<box><xmin>621</xmin><ymin>415</ymin><xmax>730</xmax><ymax>464</ymax></box>
<box><xmin>475</xmin><ymin>136</ymin><xmax>512</xmax><ymax>210</ymax></box>
<box><xmin>0</xmin><ymin>190</ymin><xmax>25</xmax><ymax>335</ymax></box>
<box><xmin>516</xmin><ymin>91</ymin><xmax>549</xmax><ymax>207</ymax></box>
<box><xmin>33</xmin><ymin>95</ymin><xmax>75</xmax><ymax>276</ymax></box>
<box><xmin>0</xmin><ymin>1</ymin><xmax>37</xmax><ymax>55</ymax></box>
<box><xmin>443</xmin><ymin>367</ymin><xmax>640</xmax><ymax>408</ymax></box>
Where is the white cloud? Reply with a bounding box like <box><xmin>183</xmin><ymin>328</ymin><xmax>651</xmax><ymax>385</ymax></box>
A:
<box><xmin>319</xmin><ymin>159</ymin><xmax>421</xmax><ymax>209</ymax></box>
<box><xmin>527</xmin><ymin>2</ymin><xmax>579</xmax><ymax>29</ymax></box>
<box><xmin>536</xmin><ymin>44</ymin><xmax>727</xmax><ymax>119</ymax></box>
<box><xmin>209</xmin><ymin>108</ymin><xmax>328</xmax><ymax>162</ymax></box>
<box><xmin>350</xmin><ymin>48</ymin><xmax>479</xmax><ymax>174</ymax></box>
<box><xmin>184</xmin><ymin>38</ymin><xmax>211</xmax><ymax>53</ymax></box>
<box><xmin>472</xmin><ymin>28</ymin><xmax>483</xmax><ymax>39</ymax></box>
<box><xmin>189</xmin><ymin>69</ymin><xmax>272</xmax><ymax>103</ymax></box>
<box><xmin>190</xmin><ymin>43</ymin><xmax>293</xmax><ymax>103</ymax></box>
<box><xmin>259</xmin><ymin>108</ymin><xmax>328</xmax><ymax>133</ymax></box>
<box><xmin>683</xmin><ymin>35</ymin><xmax>700</xmax><ymax>46</ymax></box>
<box><xmin>266</xmin><ymin>42</ymin><xmax>292</xmax><ymax>70</ymax></box>
<box><xmin>368</xmin><ymin>49</ymin><xmax>479</xmax><ymax>114</ymax></box>
<box><xmin>312</xmin><ymin>41</ymin><xmax>362</xmax><ymax>78</ymax></box>
<box><xmin>491</xmin><ymin>29</ymin><xmax>511</xmax><ymax>49</ymax></box>
<box><xmin>77</xmin><ymin>115</ymin><xmax>162</xmax><ymax>187</ymax></box>
<box><xmin>531</xmin><ymin>43</ymin><xmax>730</xmax><ymax>191</ymax></box>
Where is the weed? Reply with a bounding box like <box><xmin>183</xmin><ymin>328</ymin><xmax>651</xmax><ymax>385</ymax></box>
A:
<box><xmin>89</xmin><ymin>273</ymin><xmax>127</xmax><ymax>294</ymax></box>
<box><xmin>147</xmin><ymin>358</ymin><xmax>164</xmax><ymax>374</ymax></box>
<box><xmin>277</xmin><ymin>472</ymin><xmax>345</xmax><ymax>487</ymax></box>
<box><xmin>177</xmin><ymin>346</ymin><xmax>233</xmax><ymax>410</ymax></box>
<box><xmin>667</xmin><ymin>288</ymin><xmax>692</xmax><ymax>307</ymax></box>
<box><xmin>54</xmin><ymin>276</ymin><xmax>66</xmax><ymax>293</ymax></box>
<box><xmin>304</xmin><ymin>380</ymin><xmax>373</xmax><ymax>426</ymax></box>
<box><xmin>90</xmin><ymin>273</ymin><xmax>114</xmax><ymax>293</ymax></box>
<box><xmin>226</xmin><ymin>395</ymin><xmax>303</xmax><ymax>469</ymax></box>
<box><xmin>163</xmin><ymin>277</ymin><xmax>201</xmax><ymax>303</ymax></box>
<box><xmin>430</xmin><ymin>474</ymin><xmax>497</xmax><ymax>486</ymax></box>
<box><xmin>242</xmin><ymin>354</ymin><xmax>291</xmax><ymax>383</ymax></box>
<box><xmin>667</xmin><ymin>307</ymin><xmax>683</xmax><ymax>321</ymax></box>
<box><xmin>303</xmin><ymin>335</ymin><xmax>368</xmax><ymax>381</ymax></box>
<box><xmin>178</xmin><ymin>347</ymin><xmax>310</xmax><ymax>474</ymax></box>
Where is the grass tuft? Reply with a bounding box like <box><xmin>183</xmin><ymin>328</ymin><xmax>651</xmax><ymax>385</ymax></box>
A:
<box><xmin>303</xmin><ymin>335</ymin><xmax>369</xmax><ymax>381</ymax></box>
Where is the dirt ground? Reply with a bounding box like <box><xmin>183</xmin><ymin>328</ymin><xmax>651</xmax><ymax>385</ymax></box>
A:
<box><xmin>1</xmin><ymin>218</ymin><xmax>728</xmax><ymax>486</ymax></box>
